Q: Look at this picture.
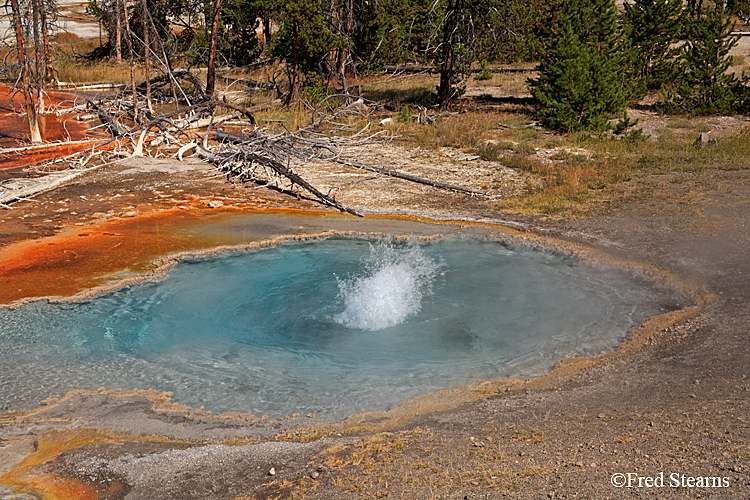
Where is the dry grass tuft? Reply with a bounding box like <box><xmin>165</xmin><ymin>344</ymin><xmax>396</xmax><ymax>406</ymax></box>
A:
<box><xmin>396</xmin><ymin>111</ymin><xmax>510</xmax><ymax>150</ymax></box>
<box><xmin>470</xmin><ymin>64</ymin><xmax>536</xmax><ymax>96</ymax></box>
<box><xmin>254</xmin><ymin>106</ymin><xmax>315</xmax><ymax>132</ymax></box>
<box><xmin>362</xmin><ymin>74</ymin><xmax>439</xmax><ymax>107</ymax></box>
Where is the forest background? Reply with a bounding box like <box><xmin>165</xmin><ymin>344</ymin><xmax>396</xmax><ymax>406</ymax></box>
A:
<box><xmin>3</xmin><ymin>0</ymin><xmax>750</xmax><ymax>215</ymax></box>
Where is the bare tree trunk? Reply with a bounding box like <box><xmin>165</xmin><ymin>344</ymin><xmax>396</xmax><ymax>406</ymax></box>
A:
<box><xmin>290</xmin><ymin>20</ymin><xmax>301</xmax><ymax>102</ymax></box>
<box><xmin>10</xmin><ymin>0</ymin><xmax>42</xmax><ymax>143</ymax></box>
<box><xmin>145</xmin><ymin>10</ymin><xmax>180</xmax><ymax>103</ymax></box>
<box><xmin>339</xmin><ymin>0</ymin><xmax>353</xmax><ymax>98</ymax></box>
<box><xmin>122</xmin><ymin>0</ymin><xmax>138</xmax><ymax>120</ymax></box>
<box><xmin>32</xmin><ymin>0</ymin><xmax>41</xmax><ymax>77</ymax></box>
<box><xmin>141</xmin><ymin>0</ymin><xmax>152</xmax><ymax>111</ymax></box>
<box><xmin>438</xmin><ymin>0</ymin><xmax>460</xmax><ymax>109</ymax></box>
<box><xmin>263</xmin><ymin>18</ymin><xmax>271</xmax><ymax>46</ymax></box>
<box><xmin>327</xmin><ymin>0</ymin><xmax>337</xmax><ymax>84</ymax></box>
<box><xmin>39</xmin><ymin>0</ymin><xmax>56</xmax><ymax>86</ymax></box>
<box><xmin>206</xmin><ymin>0</ymin><xmax>222</xmax><ymax>99</ymax></box>
<box><xmin>116</xmin><ymin>0</ymin><xmax>123</xmax><ymax>62</ymax></box>
<box><xmin>31</xmin><ymin>0</ymin><xmax>45</xmax><ymax>113</ymax></box>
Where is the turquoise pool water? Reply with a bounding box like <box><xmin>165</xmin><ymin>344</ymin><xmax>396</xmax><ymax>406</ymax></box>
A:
<box><xmin>0</xmin><ymin>237</ymin><xmax>686</xmax><ymax>421</ymax></box>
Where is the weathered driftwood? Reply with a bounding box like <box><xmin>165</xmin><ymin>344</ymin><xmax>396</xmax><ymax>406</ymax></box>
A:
<box><xmin>3</xmin><ymin>80</ymin><xmax>486</xmax><ymax>214</ymax></box>
<box><xmin>198</xmin><ymin>146</ymin><xmax>362</xmax><ymax>217</ymax></box>
<box><xmin>213</xmin><ymin>129</ymin><xmax>488</xmax><ymax>197</ymax></box>
<box><xmin>106</xmin><ymin>96</ymin><xmax>359</xmax><ymax>216</ymax></box>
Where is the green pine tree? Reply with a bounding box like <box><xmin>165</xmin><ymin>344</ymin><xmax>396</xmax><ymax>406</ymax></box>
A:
<box><xmin>622</xmin><ymin>0</ymin><xmax>684</xmax><ymax>97</ymax></box>
<box><xmin>660</xmin><ymin>5</ymin><xmax>747</xmax><ymax>115</ymax></box>
<box><xmin>529</xmin><ymin>0</ymin><xmax>626</xmax><ymax>132</ymax></box>
<box><xmin>269</xmin><ymin>0</ymin><xmax>345</xmax><ymax>103</ymax></box>
<box><xmin>222</xmin><ymin>0</ymin><xmax>263</xmax><ymax>66</ymax></box>
<box><xmin>351</xmin><ymin>0</ymin><xmax>435</xmax><ymax>67</ymax></box>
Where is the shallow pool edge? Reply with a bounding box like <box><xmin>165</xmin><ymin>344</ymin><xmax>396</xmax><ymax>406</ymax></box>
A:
<box><xmin>0</xmin><ymin>210</ymin><xmax>717</xmax><ymax>434</ymax></box>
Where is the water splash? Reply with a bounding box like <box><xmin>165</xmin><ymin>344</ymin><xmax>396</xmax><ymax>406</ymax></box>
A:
<box><xmin>334</xmin><ymin>238</ymin><xmax>441</xmax><ymax>331</ymax></box>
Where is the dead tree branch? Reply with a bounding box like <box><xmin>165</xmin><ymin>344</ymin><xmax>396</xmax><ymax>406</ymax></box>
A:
<box><xmin>3</xmin><ymin>84</ymin><xmax>487</xmax><ymax>214</ymax></box>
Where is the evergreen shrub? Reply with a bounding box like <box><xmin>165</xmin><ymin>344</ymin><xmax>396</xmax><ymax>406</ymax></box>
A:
<box><xmin>529</xmin><ymin>0</ymin><xmax>626</xmax><ymax>132</ymax></box>
<box><xmin>660</xmin><ymin>5</ymin><xmax>748</xmax><ymax>115</ymax></box>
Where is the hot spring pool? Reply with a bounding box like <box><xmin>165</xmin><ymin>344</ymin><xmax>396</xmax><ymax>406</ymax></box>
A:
<box><xmin>0</xmin><ymin>236</ymin><xmax>686</xmax><ymax>421</ymax></box>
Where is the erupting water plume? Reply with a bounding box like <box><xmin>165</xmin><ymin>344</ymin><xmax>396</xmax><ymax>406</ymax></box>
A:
<box><xmin>334</xmin><ymin>239</ymin><xmax>441</xmax><ymax>331</ymax></box>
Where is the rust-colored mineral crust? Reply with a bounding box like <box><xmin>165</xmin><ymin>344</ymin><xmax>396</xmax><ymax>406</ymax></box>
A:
<box><xmin>0</xmin><ymin>83</ymin><xmax>105</xmax><ymax>169</ymax></box>
<box><xmin>0</xmin><ymin>207</ymin><xmax>327</xmax><ymax>304</ymax></box>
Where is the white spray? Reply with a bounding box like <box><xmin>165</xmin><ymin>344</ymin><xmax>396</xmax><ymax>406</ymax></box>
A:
<box><xmin>334</xmin><ymin>238</ymin><xmax>441</xmax><ymax>331</ymax></box>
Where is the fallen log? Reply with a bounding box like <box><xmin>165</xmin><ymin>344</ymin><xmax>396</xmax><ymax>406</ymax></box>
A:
<box><xmin>199</xmin><ymin>147</ymin><xmax>362</xmax><ymax>217</ymax></box>
<box><xmin>233</xmin><ymin>57</ymin><xmax>280</xmax><ymax>70</ymax></box>
<box><xmin>246</xmin><ymin>98</ymin><xmax>283</xmax><ymax>113</ymax></box>
<box><xmin>219</xmin><ymin>76</ymin><xmax>280</xmax><ymax>92</ymax></box>
<box><xmin>212</xmin><ymin>129</ymin><xmax>490</xmax><ymax>198</ymax></box>
<box><xmin>173</xmin><ymin>111</ymin><xmax>241</xmax><ymax>131</ymax></box>
<box><xmin>380</xmin><ymin>65</ymin><xmax>434</xmax><ymax>74</ymax></box>
<box><xmin>57</xmin><ymin>81</ymin><xmax>127</xmax><ymax>90</ymax></box>
<box><xmin>247</xmin><ymin>153</ymin><xmax>361</xmax><ymax>217</ymax></box>
<box><xmin>377</xmin><ymin>65</ymin><xmax>537</xmax><ymax>75</ymax></box>
<box><xmin>333</xmin><ymin>159</ymin><xmax>491</xmax><ymax>197</ymax></box>
<box><xmin>0</xmin><ymin>139</ymin><xmax>101</xmax><ymax>155</ymax></box>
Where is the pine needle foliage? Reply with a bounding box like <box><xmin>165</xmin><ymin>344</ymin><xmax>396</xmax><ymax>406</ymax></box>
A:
<box><xmin>269</xmin><ymin>0</ymin><xmax>345</xmax><ymax>102</ymax></box>
<box><xmin>660</xmin><ymin>5</ymin><xmax>748</xmax><ymax>115</ymax></box>
<box><xmin>529</xmin><ymin>0</ymin><xmax>626</xmax><ymax>132</ymax></box>
<box><xmin>622</xmin><ymin>0</ymin><xmax>684</xmax><ymax>97</ymax></box>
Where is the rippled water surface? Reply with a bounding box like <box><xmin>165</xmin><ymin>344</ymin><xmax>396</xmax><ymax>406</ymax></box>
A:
<box><xmin>0</xmin><ymin>237</ymin><xmax>686</xmax><ymax>421</ymax></box>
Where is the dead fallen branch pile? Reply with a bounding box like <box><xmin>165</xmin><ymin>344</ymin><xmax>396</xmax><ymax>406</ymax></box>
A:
<box><xmin>209</xmin><ymin>126</ymin><xmax>490</xmax><ymax>198</ymax></box>
<box><xmin>1</xmin><ymin>73</ymin><xmax>491</xmax><ymax>211</ymax></box>
<box><xmin>199</xmin><ymin>98</ymin><xmax>490</xmax><ymax>215</ymax></box>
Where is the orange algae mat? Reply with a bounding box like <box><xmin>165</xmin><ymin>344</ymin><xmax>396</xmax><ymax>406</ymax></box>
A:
<box><xmin>0</xmin><ymin>208</ymin><xmax>285</xmax><ymax>305</ymax></box>
<box><xmin>0</xmin><ymin>83</ymin><xmax>104</xmax><ymax>168</ymax></box>
<box><xmin>1</xmin><ymin>429</ymin><xmax>178</xmax><ymax>500</ymax></box>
